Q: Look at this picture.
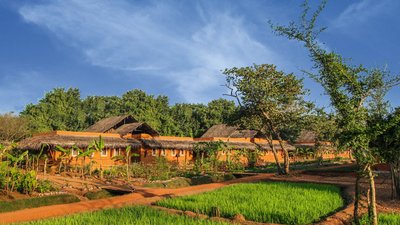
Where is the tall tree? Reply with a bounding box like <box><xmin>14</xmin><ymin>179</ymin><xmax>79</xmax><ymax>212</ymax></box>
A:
<box><xmin>269</xmin><ymin>1</ymin><xmax>400</xmax><ymax>223</ymax></box>
<box><xmin>82</xmin><ymin>95</ymin><xmax>122</xmax><ymax>127</ymax></box>
<box><xmin>224</xmin><ymin>64</ymin><xmax>312</xmax><ymax>175</ymax></box>
<box><xmin>21</xmin><ymin>88</ymin><xmax>86</xmax><ymax>132</ymax></box>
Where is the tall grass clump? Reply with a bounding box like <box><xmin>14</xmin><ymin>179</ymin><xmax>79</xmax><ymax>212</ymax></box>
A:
<box><xmin>19</xmin><ymin>206</ymin><xmax>232</xmax><ymax>225</ymax></box>
<box><xmin>157</xmin><ymin>182</ymin><xmax>344</xmax><ymax>224</ymax></box>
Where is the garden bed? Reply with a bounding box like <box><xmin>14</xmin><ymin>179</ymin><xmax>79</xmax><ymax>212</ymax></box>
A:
<box><xmin>156</xmin><ymin>181</ymin><xmax>345</xmax><ymax>224</ymax></box>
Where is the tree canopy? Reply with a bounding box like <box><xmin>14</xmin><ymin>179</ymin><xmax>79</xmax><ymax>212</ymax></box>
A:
<box><xmin>20</xmin><ymin>88</ymin><xmax>238</xmax><ymax>137</ymax></box>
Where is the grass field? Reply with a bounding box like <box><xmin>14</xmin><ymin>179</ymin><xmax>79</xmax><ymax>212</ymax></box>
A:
<box><xmin>20</xmin><ymin>206</ymin><xmax>232</xmax><ymax>225</ymax></box>
<box><xmin>359</xmin><ymin>213</ymin><xmax>400</xmax><ymax>225</ymax></box>
<box><xmin>157</xmin><ymin>182</ymin><xmax>344</xmax><ymax>224</ymax></box>
<box><xmin>0</xmin><ymin>194</ymin><xmax>79</xmax><ymax>213</ymax></box>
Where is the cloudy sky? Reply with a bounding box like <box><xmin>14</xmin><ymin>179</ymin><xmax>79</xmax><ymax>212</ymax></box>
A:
<box><xmin>0</xmin><ymin>0</ymin><xmax>399</xmax><ymax>113</ymax></box>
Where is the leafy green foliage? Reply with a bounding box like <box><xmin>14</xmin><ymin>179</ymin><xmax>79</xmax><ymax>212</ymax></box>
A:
<box><xmin>359</xmin><ymin>213</ymin><xmax>400</xmax><ymax>225</ymax></box>
<box><xmin>157</xmin><ymin>182</ymin><xmax>344</xmax><ymax>224</ymax></box>
<box><xmin>21</xmin><ymin>88</ymin><xmax>86</xmax><ymax>132</ymax></box>
<box><xmin>21</xmin><ymin>88</ymin><xmax>238</xmax><ymax>137</ymax></box>
<box><xmin>19</xmin><ymin>206</ymin><xmax>231</xmax><ymax>225</ymax></box>
<box><xmin>223</xmin><ymin>64</ymin><xmax>312</xmax><ymax>174</ymax></box>
<box><xmin>0</xmin><ymin>194</ymin><xmax>79</xmax><ymax>213</ymax></box>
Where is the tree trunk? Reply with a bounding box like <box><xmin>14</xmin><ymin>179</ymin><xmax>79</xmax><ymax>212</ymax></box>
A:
<box><xmin>44</xmin><ymin>158</ymin><xmax>47</xmax><ymax>176</ymax></box>
<box><xmin>266</xmin><ymin>136</ymin><xmax>284</xmax><ymax>175</ymax></box>
<box><xmin>126</xmin><ymin>151</ymin><xmax>130</xmax><ymax>181</ymax></box>
<box><xmin>276</xmin><ymin>135</ymin><xmax>289</xmax><ymax>175</ymax></box>
<box><xmin>367</xmin><ymin>165</ymin><xmax>378</xmax><ymax>225</ymax></box>
<box><xmin>391</xmin><ymin>162</ymin><xmax>400</xmax><ymax>200</ymax></box>
<box><xmin>354</xmin><ymin>171</ymin><xmax>361</xmax><ymax>225</ymax></box>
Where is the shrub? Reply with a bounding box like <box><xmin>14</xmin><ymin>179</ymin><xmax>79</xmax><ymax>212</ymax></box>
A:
<box><xmin>0</xmin><ymin>194</ymin><xmax>80</xmax><ymax>213</ymax></box>
<box><xmin>36</xmin><ymin>179</ymin><xmax>57</xmax><ymax>193</ymax></box>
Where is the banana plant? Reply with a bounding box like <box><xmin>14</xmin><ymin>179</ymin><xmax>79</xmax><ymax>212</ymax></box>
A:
<box><xmin>93</xmin><ymin>136</ymin><xmax>105</xmax><ymax>179</ymax></box>
<box><xmin>6</xmin><ymin>150</ymin><xmax>28</xmax><ymax>168</ymax></box>
<box><xmin>75</xmin><ymin>145</ymin><xmax>96</xmax><ymax>178</ymax></box>
<box><xmin>55</xmin><ymin>145</ymin><xmax>72</xmax><ymax>174</ymax></box>
<box><xmin>111</xmin><ymin>145</ymin><xmax>137</xmax><ymax>181</ymax></box>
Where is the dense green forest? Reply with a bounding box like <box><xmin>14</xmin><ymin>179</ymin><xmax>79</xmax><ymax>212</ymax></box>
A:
<box><xmin>19</xmin><ymin>88</ymin><xmax>238</xmax><ymax>137</ymax></box>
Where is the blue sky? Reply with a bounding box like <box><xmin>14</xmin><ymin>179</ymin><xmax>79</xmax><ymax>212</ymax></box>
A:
<box><xmin>0</xmin><ymin>0</ymin><xmax>399</xmax><ymax>113</ymax></box>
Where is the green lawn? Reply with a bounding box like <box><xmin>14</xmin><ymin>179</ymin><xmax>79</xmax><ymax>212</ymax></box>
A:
<box><xmin>157</xmin><ymin>182</ymin><xmax>344</xmax><ymax>225</ymax></box>
<box><xmin>19</xmin><ymin>206</ymin><xmax>232</xmax><ymax>225</ymax></box>
<box><xmin>0</xmin><ymin>194</ymin><xmax>79</xmax><ymax>213</ymax></box>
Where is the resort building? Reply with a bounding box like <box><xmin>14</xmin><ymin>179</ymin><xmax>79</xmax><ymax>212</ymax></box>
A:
<box><xmin>18</xmin><ymin>115</ymin><xmax>350</xmax><ymax>169</ymax></box>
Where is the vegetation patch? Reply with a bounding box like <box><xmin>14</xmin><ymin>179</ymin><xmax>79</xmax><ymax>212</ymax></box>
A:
<box><xmin>85</xmin><ymin>189</ymin><xmax>130</xmax><ymax>200</ymax></box>
<box><xmin>0</xmin><ymin>194</ymin><xmax>79</xmax><ymax>213</ymax></box>
<box><xmin>143</xmin><ymin>177</ymin><xmax>191</xmax><ymax>188</ymax></box>
<box><xmin>359</xmin><ymin>213</ymin><xmax>400</xmax><ymax>225</ymax></box>
<box><xmin>157</xmin><ymin>182</ymin><xmax>344</xmax><ymax>224</ymax></box>
<box><xmin>19</xmin><ymin>205</ymin><xmax>232</xmax><ymax>225</ymax></box>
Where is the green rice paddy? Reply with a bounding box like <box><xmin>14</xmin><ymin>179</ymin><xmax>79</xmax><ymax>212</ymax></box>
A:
<box><xmin>157</xmin><ymin>182</ymin><xmax>344</xmax><ymax>224</ymax></box>
<box><xmin>19</xmin><ymin>206</ymin><xmax>232</xmax><ymax>225</ymax></box>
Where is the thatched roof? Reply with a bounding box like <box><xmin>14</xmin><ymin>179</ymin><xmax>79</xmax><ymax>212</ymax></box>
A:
<box><xmin>255</xmin><ymin>142</ymin><xmax>296</xmax><ymax>151</ymax></box>
<box><xmin>112</xmin><ymin>122</ymin><xmax>159</xmax><ymax>136</ymax></box>
<box><xmin>18</xmin><ymin>134</ymin><xmax>141</xmax><ymax>151</ymax></box>
<box><xmin>201</xmin><ymin>124</ymin><xmax>260</xmax><ymax>138</ymax></box>
<box><xmin>85</xmin><ymin>115</ymin><xmax>137</xmax><ymax>133</ymax></box>
<box><xmin>295</xmin><ymin>130</ymin><xmax>316</xmax><ymax>143</ymax></box>
<box><xmin>140</xmin><ymin>139</ymin><xmax>194</xmax><ymax>150</ymax></box>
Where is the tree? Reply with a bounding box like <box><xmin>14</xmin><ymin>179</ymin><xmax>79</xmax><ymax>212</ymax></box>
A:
<box><xmin>269</xmin><ymin>1</ymin><xmax>400</xmax><ymax>223</ymax></box>
<box><xmin>0</xmin><ymin>113</ymin><xmax>30</xmax><ymax>142</ymax></box>
<box><xmin>82</xmin><ymin>96</ymin><xmax>122</xmax><ymax>128</ymax></box>
<box><xmin>21</xmin><ymin>88</ymin><xmax>86</xmax><ymax>132</ymax></box>
<box><xmin>224</xmin><ymin>64</ymin><xmax>312</xmax><ymax>175</ymax></box>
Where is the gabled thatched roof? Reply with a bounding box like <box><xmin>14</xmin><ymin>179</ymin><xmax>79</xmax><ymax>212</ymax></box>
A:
<box><xmin>295</xmin><ymin>130</ymin><xmax>316</xmax><ymax>143</ymax></box>
<box><xmin>18</xmin><ymin>134</ymin><xmax>141</xmax><ymax>151</ymax></box>
<box><xmin>140</xmin><ymin>139</ymin><xmax>194</xmax><ymax>150</ymax></box>
<box><xmin>201</xmin><ymin>124</ymin><xmax>260</xmax><ymax>138</ymax></box>
<box><xmin>230</xmin><ymin>130</ymin><xmax>260</xmax><ymax>138</ymax></box>
<box><xmin>112</xmin><ymin>122</ymin><xmax>159</xmax><ymax>137</ymax></box>
<box><xmin>201</xmin><ymin>124</ymin><xmax>237</xmax><ymax>138</ymax></box>
<box><xmin>85</xmin><ymin>115</ymin><xmax>137</xmax><ymax>133</ymax></box>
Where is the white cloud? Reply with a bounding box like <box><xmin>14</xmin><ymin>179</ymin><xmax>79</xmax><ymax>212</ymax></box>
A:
<box><xmin>333</xmin><ymin>0</ymin><xmax>395</xmax><ymax>29</ymax></box>
<box><xmin>19</xmin><ymin>0</ymin><xmax>281</xmax><ymax>103</ymax></box>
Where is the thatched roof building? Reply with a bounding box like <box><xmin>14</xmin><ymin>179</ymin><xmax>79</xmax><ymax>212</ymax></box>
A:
<box><xmin>85</xmin><ymin>115</ymin><xmax>137</xmax><ymax>133</ymax></box>
<box><xmin>201</xmin><ymin>124</ymin><xmax>261</xmax><ymax>138</ymax></box>
<box><xmin>18</xmin><ymin>132</ymin><xmax>141</xmax><ymax>151</ymax></box>
<box><xmin>112</xmin><ymin>122</ymin><xmax>159</xmax><ymax>136</ymax></box>
<box><xmin>140</xmin><ymin>139</ymin><xmax>195</xmax><ymax>150</ymax></box>
<box><xmin>295</xmin><ymin>130</ymin><xmax>316</xmax><ymax>143</ymax></box>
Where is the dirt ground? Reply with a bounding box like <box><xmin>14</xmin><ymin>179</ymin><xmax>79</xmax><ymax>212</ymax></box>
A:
<box><xmin>0</xmin><ymin>164</ymin><xmax>399</xmax><ymax>225</ymax></box>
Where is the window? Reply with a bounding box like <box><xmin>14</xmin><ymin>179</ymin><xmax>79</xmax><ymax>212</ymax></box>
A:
<box><xmin>71</xmin><ymin>149</ymin><xmax>78</xmax><ymax>157</ymax></box>
<box><xmin>101</xmin><ymin>149</ymin><xmax>108</xmax><ymax>157</ymax></box>
<box><xmin>113</xmin><ymin>149</ymin><xmax>121</xmax><ymax>157</ymax></box>
<box><xmin>179</xmin><ymin>150</ymin><xmax>185</xmax><ymax>156</ymax></box>
<box><xmin>171</xmin><ymin>150</ymin><xmax>176</xmax><ymax>156</ymax></box>
<box><xmin>152</xmin><ymin>149</ymin><xmax>157</xmax><ymax>156</ymax></box>
<box><xmin>161</xmin><ymin>149</ymin><xmax>166</xmax><ymax>156</ymax></box>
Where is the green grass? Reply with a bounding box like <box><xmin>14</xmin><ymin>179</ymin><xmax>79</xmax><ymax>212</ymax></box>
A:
<box><xmin>19</xmin><ymin>206</ymin><xmax>233</xmax><ymax>225</ymax></box>
<box><xmin>0</xmin><ymin>194</ymin><xmax>80</xmax><ymax>213</ymax></box>
<box><xmin>359</xmin><ymin>213</ymin><xmax>400</xmax><ymax>225</ymax></box>
<box><xmin>156</xmin><ymin>182</ymin><xmax>344</xmax><ymax>225</ymax></box>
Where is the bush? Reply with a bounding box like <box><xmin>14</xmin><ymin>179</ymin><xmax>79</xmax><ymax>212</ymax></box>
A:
<box><xmin>0</xmin><ymin>194</ymin><xmax>80</xmax><ymax>213</ymax></box>
<box><xmin>36</xmin><ymin>179</ymin><xmax>57</xmax><ymax>193</ymax></box>
<box><xmin>19</xmin><ymin>170</ymin><xmax>37</xmax><ymax>195</ymax></box>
